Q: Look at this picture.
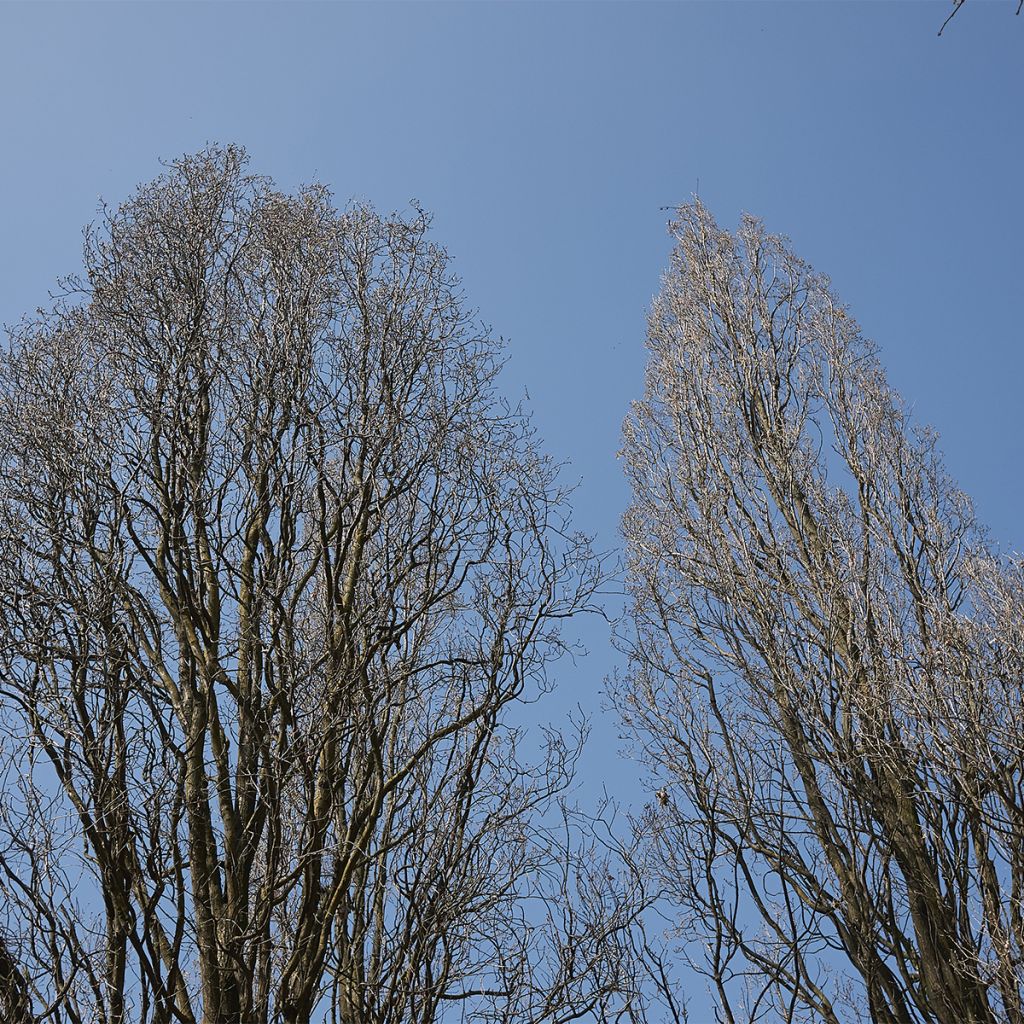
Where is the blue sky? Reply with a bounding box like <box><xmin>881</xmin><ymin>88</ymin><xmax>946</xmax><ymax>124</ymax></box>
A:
<box><xmin>4</xmin><ymin>3</ymin><xmax>1020</xmax><ymax>543</ymax></box>
<box><xmin>1</xmin><ymin>1</ymin><xmax>1021</xmax><ymax>1007</ymax></box>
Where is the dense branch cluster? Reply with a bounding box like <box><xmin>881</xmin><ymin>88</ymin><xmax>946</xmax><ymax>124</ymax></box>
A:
<box><xmin>0</xmin><ymin>147</ymin><xmax>642</xmax><ymax>1024</ymax></box>
<box><xmin>2</xmin><ymin>145</ymin><xmax>1020</xmax><ymax>1024</ymax></box>
<box><xmin>617</xmin><ymin>203</ymin><xmax>1024</xmax><ymax>1023</ymax></box>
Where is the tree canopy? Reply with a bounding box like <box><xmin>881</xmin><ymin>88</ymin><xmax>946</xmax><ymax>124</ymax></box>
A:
<box><xmin>0</xmin><ymin>146</ymin><xmax>642</xmax><ymax>1024</ymax></box>
<box><xmin>617</xmin><ymin>202</ymin><xmax>1024</xmax><ymax>1023</ymax></box>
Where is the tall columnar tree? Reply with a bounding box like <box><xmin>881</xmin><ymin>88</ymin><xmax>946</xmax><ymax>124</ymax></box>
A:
<box><xmin>617</xmin><ymin>202</ymin><xmax>1024</xmax><ymax>1023</ymax></box>
<box><xmin>0</xmin><ymin>146</ymin><xmax>641</xmax><ymax>1024</ymax></box>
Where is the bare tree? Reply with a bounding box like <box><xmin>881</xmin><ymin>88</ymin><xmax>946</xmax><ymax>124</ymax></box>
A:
<box><xmin>0</xmin><ymin>146</ymin><xmax>643</xmax><ymax>1024</ymax></box>
<box><xmin>616</xmin><ymin>202</ymin><xmax>1024</xmax><ymax>1023</ymax></box>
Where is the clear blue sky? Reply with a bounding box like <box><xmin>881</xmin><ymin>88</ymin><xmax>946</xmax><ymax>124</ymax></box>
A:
<box><xmin>1</xmin><ymin>1</ymin><xmax>1021</xmax><ymax>1008</ymax></box>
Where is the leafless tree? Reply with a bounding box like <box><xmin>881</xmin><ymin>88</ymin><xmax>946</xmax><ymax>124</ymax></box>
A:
<box><xmin>0</xmin><ymin>146</ymin><xmax>644</xmax><ymax>1024</ymax></box>
<box><xmin>616</xmin><ymin>201</ymin><xmax>1024</xmax><ymax>1023</ymax></box>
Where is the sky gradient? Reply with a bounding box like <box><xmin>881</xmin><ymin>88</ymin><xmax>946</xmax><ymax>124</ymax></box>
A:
<box><xmin>2</xmin><ymin>2</ymin><xmax>1021</xmax><ymax>1010</ymax></box>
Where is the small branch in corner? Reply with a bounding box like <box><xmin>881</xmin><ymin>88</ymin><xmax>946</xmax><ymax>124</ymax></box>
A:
<box><xmin>939</xmin><ymin>0</ymin><xmax>1022</xmax><ymax>35</ymax></box>
<box><xmin>938</xmin><ymin>0</ymin><xmax>967</xmax><ymax>37</ymax></box>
